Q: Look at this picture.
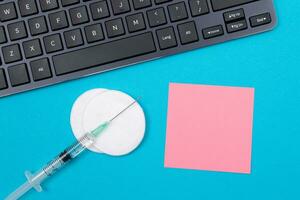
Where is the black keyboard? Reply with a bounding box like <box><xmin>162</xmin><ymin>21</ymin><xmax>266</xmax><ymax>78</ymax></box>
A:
<box><xmin>0</xmin><ymin>0</ymin><xmax>276</xmax><ymax>97</ymax></box>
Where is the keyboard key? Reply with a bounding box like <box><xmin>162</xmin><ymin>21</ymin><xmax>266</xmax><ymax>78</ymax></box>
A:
<box><xmin>90</xmin><ymin>1</ymin><xmax>110</xmax><ymax>20</ymax></box>
<box><xmin>178</xmin><ymin>21</ymin><xmax>198</xmax><ymax>44</ymax></box>
<box><xmin>2</xmin><ymin>44</ymin><xmax>22</xmax><ymax>64</ymax></box>
<box><xmin>126</xmin><ymin>13</ymin><xmax>146</xmax><ymax>33</ymax></box>
<box><xmin>8</xmin><ymin>64</ymin><xmax>30</xmax><ymax>86</ymax></box>
<box><xmin>0</xmin><ymin>2</ymin><xmax>17</xmax><ymax>22</ymax></box>
<box><xmin>49</xmin><ymin>11</ymin><xmax>69</xmax><ymax>31</ymax></box>
<box><xmin>155</xmin><ymin>0</ymin><xmax>172</xmax><ymax>4</ymax></box>
<box><xmin>7</xmin><ymin>21</ymin><xmax>28</xmax><ymax>41</ymax></box>
<box><xmin>0</xmin><ymin>26</ymin><xmax>7</xmax><ymax>44</ymax></box>
<box><xmin>211</xmin><ymin>0</ymin><xmax>257</xmax><ymax>11</ymax></box>
<box><xmin>168</xmin><ymin>2</ymin><xmax>188</xmax><ymax>22</ymax></box>
<box><xmin>61</xmin><ymin>0</ymin><xmax>80</xmax><ymax>7</ymax></box>
<box><xmin>30</xmin><ymin>58</ymin><xmax>52</xmax><ymax>81</ymax></box>
<box><xmin>64</xmin><ymin>29</ymin><xmax>83</xmax><ymax>48</ymax></box>
<box><xmin>0</xmin><ymin>69</ymin><xmax>8</xmax><ymax>90</ymax></box>
<box><xmin>226</xmin><ymin>19</ymin><xmax>247</xmax><ymax>33</ymax></box>
<box><xmin>53</xmin><ymin>32</ymin><xmax>156</xmax><ymax>75</ymax></box>
<box><xmin>69</xmin><ymin>6</ymin><xmax>89</xmax><ymax>25</ymax></box>
<box><xmin>43</xmin><ymin>34</ymin><xmax>63</xmax><ymax>53</ymax></box>
<box><xmin>133</xmin><ymin>0</ymin><xmax>152</xmax><ymax>10</ymax></box>
<box><xmin>23</xmin><ymin>39</ymin><xmax>43</xmax><ymax>58</ymax></box>
<box><xmin>147</xmin><ymin>8</ymin><xmax>167</xmax><ymax>27</ymax></box>
<box><xmin>18</xmin><ymin>0</ymin><xmax>38</xmax><ymax>17</ymax></box>
<box><xmin>202</xmin><ymin>25</ymin><xmax>224</xmax><ymax>39</ymax></box>
<box><xmin>111</xmin><ymin>0</ymin><xmax>130</xmax><ymax>15</ymax></box>
<box><xmin>28</xmin><ymin>16</ymin><xmax>48</xmax><ymax>36</ymax></box>
<box><xmin>189</xmin><ymin>0</ymin><xmax>209</xmax><ymax>17</ymax></box>
<box><xmin>39</xmin><ymin>0</ymin><xmax>58</xmax><ymax>11</ymax></box>
<box><xmin>250</xmin><ymin>13</ymin><xmax>272</xmax><ymax>27</ymax></box>
<box><xmin>224</xmin><ymin>9</ymin><xmax>245</xmax><ymax>23</ymax></box>
<box><xmin>84</xmin><ymin>24</ymin><xmax>104</xmax><ymax>43</ymax></box>
<box><xmin>156</xmin><ymin>27</ymin><xmax>177</xmax><ymax>50</ymax></box>
<box><xmin>105</xmin><ymin>18</ymin><xmax>125</xmax><ymax>38</ymax></box>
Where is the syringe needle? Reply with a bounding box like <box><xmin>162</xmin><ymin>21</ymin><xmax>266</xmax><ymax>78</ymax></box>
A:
<box><xmin>108</xmin><ymin>98</ymin><xmax>139</xmax><ymax>123</ymax></box>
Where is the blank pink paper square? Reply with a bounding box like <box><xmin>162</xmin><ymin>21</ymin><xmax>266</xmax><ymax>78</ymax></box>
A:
<box><xmin>165</xmin><ymin>83</ymin><xmax>254</xmax><ymax>174</ymax></box>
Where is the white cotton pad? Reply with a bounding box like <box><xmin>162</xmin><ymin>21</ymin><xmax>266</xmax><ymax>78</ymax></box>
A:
<box><xmin>70</xmin><ymin>89</ymin><xmax>146</xmax><ymax>156</ymax></box>
<box><xmin>70</xmin><ymin>88</ymin><xmax>108</xmax><ymax>153</ymax></box>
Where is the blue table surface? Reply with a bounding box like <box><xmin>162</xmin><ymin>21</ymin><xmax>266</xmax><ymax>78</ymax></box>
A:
<box><xmin>1</xmin><ymin>1</ymin><xmax>299</xmax><ymax>199</ymax></box>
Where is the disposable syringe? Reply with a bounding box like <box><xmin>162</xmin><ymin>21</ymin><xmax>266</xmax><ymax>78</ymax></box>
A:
<box><xmin>5</xmin><ymin>99</ymin><xmax>138</xmax><ymax>200</ymax></box>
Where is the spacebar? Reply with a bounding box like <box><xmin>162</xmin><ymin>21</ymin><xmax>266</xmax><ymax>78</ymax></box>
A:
<box><xmin>53</xmin><ymin>32</ymin><xmax>156</xmax><ymax>75</ymax></box>
<box><xmin>211</xmin><ymin>0</ymin><xmax>258</xmax><ymax>11</ymax></box>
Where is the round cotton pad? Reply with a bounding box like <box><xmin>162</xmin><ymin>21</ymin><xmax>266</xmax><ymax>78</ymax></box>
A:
<box><xmin>70</xmin><ymin>88</ymin><xmax>107</xmax><ymax>153</ymax></box>
<box><xmin>71</xmin><ymin>89</ymin><xmax>146</xmax><ymax>156</ymax></box>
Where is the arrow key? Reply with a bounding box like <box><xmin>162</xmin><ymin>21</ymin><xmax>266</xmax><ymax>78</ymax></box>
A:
<box><xmin>202</xmin><ymin>25</ymin><xmax>224</xmax><ymax>39</ymax></box>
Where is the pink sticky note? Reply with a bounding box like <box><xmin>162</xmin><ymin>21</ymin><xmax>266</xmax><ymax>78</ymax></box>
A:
<box><xmin>164</xmin><ymin>83</ymin><xmax>254</xmax><ymax>174</ymax></box>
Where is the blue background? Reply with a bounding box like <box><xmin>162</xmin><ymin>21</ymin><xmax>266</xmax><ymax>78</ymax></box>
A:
<box><xmin>1</xmin><ymin>1</ymin><xmax>299</xmax><ymax>199</ymax></box>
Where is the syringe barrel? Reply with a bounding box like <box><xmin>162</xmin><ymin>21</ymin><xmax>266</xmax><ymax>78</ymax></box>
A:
<box><xmin>43</xmin><ymin>134</ymin><xmax>94</xmax><ymax>176</ymax></box>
